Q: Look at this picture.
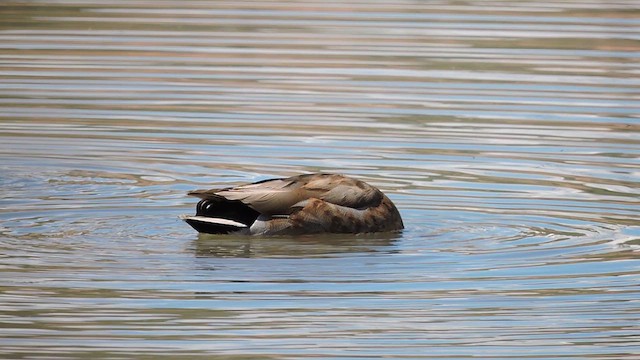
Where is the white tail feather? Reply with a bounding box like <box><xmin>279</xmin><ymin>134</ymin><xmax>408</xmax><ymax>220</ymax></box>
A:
<box><xmin>179</xmin><ymin>215</ymin><xmax>247</xmax><ymax>228</ymax></box>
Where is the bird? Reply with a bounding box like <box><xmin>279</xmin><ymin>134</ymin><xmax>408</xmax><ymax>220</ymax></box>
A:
<box><xmin>180</xmin><ymin>173</ymin><xmax>404</xmax><ymax>235</ymax></box>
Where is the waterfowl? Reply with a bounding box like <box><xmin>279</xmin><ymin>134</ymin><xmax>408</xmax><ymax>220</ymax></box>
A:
<box><xmin>180</xmin><ymin>173</ymin><xmax>404</xmax><ymax>235</ymax></box>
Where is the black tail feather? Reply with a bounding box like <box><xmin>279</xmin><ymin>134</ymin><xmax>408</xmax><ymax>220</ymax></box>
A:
<box><xmin>182</xmin><ymin>216</ymin><xmax>246</xmax><ymax>234</ymax></box>
<box><xmin>183</xmin><ymin>196</ymin><xmax>259</xmax><ymax>234</ymax></box>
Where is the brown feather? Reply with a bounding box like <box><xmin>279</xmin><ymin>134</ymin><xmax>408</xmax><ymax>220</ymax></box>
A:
<box><xmin>183</xmin><ymin>173</ymin><xmax>403</xmax><ymax>235</ymax></box>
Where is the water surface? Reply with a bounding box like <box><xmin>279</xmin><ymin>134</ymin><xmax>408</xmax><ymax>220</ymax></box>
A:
<box><xmin>1</xmin><ymin>1</ymin><xmax>639</xmax><ymax>358</ymax></box>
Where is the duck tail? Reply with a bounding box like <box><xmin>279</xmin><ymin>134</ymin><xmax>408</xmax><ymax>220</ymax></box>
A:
<box><xmin>180</xmin><ymin>197</ymin><xmax>259</xmax><ymax>234</ymax></box>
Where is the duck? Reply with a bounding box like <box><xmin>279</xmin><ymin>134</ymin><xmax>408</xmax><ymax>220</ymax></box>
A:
<box><xmin>180</xmin><ymin>173</ymin><xmax>404</xmax><ymax>235</ymax></box>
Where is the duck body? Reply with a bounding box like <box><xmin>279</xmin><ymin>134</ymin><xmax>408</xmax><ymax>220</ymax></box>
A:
<box><xmin>181</xmin><ymin>173</ymin><xmax>403</xmax><ymax>235</ymax></box>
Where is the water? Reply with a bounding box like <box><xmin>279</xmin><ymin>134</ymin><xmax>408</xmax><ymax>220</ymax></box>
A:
<box><xmin>1</xmin><ymin>0</ymin><xmax>639</xmax><ymax>358</ymax></box>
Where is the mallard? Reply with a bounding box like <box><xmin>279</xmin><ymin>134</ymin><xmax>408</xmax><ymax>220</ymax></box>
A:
<box><xmin>180</xmin><ymin>173</ymin><xmax>404</xmax><ymax>235</ymax></box>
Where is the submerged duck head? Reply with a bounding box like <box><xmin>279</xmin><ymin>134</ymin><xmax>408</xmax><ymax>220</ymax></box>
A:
<box><xmin>181</xmin><ymin>173</ymin><xmax>403</xmax><ymax>236</ymax></box>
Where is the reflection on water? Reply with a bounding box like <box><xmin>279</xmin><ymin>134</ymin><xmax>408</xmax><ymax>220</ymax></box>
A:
<box><xmin>1</xmin><ymin>0</ymin><xmax>639</xmax><ymax>359</ymax></box>
<box><xmin>193</xmin><ymin>232</ymin><xmax>401</xmax><ymax>258</ymax></box>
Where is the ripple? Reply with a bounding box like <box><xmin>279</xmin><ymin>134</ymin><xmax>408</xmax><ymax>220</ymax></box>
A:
<box><xmin>1</xmin><ymin>0</ymin><xmax>639</xmax><ymax>359</ymax></box>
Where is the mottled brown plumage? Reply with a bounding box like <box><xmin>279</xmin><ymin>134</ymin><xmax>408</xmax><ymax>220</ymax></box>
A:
<box><xmin>181</xmin><ymin>173</ymin><xmax>404</xmax><ymax>235</ymax></box>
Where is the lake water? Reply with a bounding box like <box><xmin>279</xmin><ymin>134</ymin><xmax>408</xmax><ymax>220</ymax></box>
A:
<box><xmin>1</xmin><ymin>1</ymin><xmax>639</xmax><ymax>358</ymax></box>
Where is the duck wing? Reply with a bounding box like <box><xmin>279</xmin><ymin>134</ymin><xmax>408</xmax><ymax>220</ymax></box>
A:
<box><xmin>249</xmin><ymin>194</ymin><xmax>403</xmax><ymax>235</ymax></box>
<box><xmin>189</xmin><ymin>176</ymin><xmax>309</xmax><ymax>215</ymax></box>
<box><xmin>190</xmin><ymin>173</ymin><xmax>382</xmax><ymax>215</ymax></box>
<box><xmin>301</xmin><ymin>173</ymin><xmax>383</xmax><ymax>209</ymax></box>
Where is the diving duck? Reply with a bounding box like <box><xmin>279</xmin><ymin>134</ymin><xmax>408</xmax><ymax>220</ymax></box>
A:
<box><xmin>180</xmin><ymin>173</ymin><xmax>404</xmax><ymax>235</ymax></box>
